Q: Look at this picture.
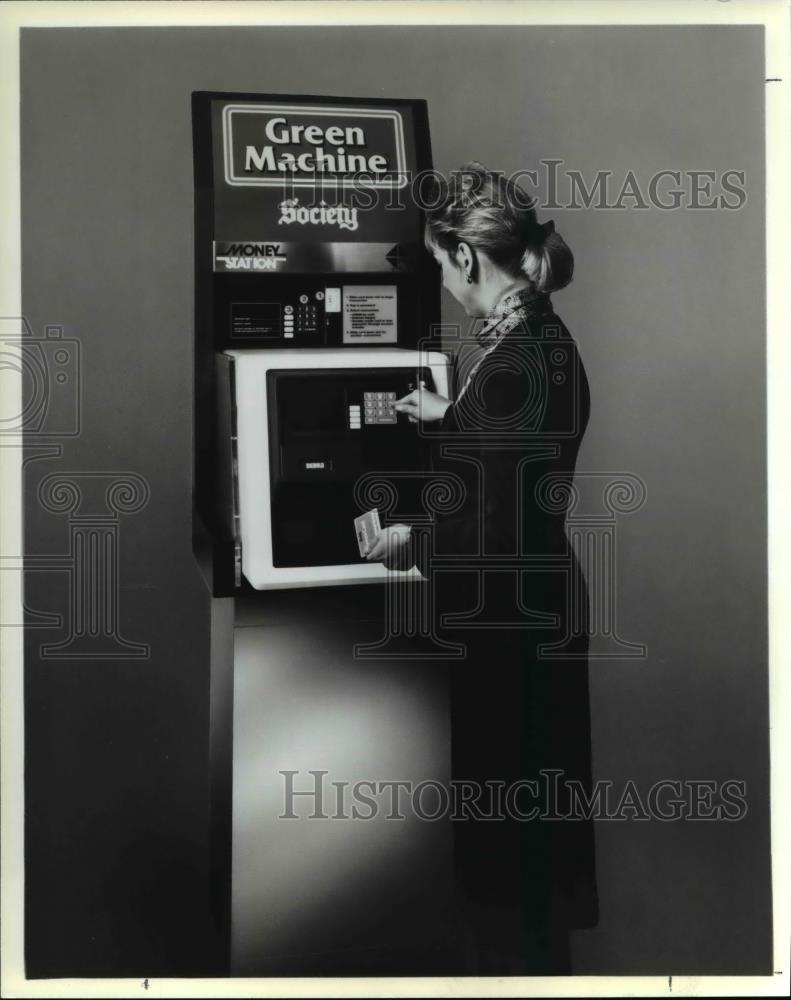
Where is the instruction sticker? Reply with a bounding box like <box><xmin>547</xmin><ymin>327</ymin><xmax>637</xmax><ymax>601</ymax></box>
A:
<box><xmin>342</xmin><ymin>285</ymin><xmax>397</xmax><ymax>344</ymax></box>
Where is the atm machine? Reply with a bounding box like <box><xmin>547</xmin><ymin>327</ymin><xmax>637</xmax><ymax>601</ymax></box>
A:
<box><xmin>192</xmin><ymin>92</ymin><xmax>455</xmax><ymax>975</ymax></box>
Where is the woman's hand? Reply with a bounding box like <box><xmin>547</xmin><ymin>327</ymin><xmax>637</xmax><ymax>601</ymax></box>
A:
<box><xmin>394</xmin><ymin>385</ymin><xmax>452</xmax><ymax>424</ymax></box>
<box><xmin>365</xmin><ymin>524</ymin><xmax>414</xmax><ymax>570</ymax></box>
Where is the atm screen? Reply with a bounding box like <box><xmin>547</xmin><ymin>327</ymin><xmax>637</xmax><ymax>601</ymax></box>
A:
<box><xmin>231</xmin><ymin>301</ymin><xmax>281</xmax><ymax>339</ymax></box>
<box><xmin>278</xmin><ymin>378</ymin><xmax>346</xmax><ymax>436</ymax></box>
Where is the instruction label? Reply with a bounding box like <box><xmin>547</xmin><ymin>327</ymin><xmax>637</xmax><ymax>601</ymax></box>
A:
<box><xmin>342</xmin><ymin>285</ymin><xmax>397</xmax><ymax>344</ymax></box>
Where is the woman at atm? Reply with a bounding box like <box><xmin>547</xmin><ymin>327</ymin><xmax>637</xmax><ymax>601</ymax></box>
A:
<box><xmin>365</xmin><ymin>162</ymin><xmax>598</xmax><ymax>975</ymax></box>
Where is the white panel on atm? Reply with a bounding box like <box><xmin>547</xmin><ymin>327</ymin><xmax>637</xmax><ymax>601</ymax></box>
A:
<box><xmin>225</xmin><ymin>347</ymin><xmax>451</xmax><ymax>590</ymax></box>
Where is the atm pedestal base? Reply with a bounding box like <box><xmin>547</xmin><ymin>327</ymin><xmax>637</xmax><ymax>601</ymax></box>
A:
<box><xmin>209</xmin><ymin>585</ymin><xmax>456</xmax><ymax>976</ymax></box>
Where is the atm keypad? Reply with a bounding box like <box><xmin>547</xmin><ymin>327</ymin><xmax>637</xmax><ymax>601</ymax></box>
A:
<box><xmin>297</xmin><ymin>300</ymin><xmax>318</xmax><ymax>334</ymax></box>
<box><xmin>280</xmin><ymin>298</ymin><xmax>321</xmax><ymax>338</ymax></box>
<box><xmin>363</xmin><ymin>391</ymin><xmax>397</xmax><ymax>424</ymax></box>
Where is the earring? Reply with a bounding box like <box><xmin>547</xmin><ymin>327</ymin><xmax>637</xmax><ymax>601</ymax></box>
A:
<box><xmin>466</xmin><ymin>273</ymin><xmax>473</xmax><ymax>284</ymax></box>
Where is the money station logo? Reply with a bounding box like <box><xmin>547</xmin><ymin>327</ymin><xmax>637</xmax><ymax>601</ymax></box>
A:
<box><xmin>213</xmin><ymin>243</ymin><xmax>287</xmax><ymax>271</ymax></box>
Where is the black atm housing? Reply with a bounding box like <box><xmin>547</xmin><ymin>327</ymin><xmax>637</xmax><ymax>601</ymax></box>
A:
<box><xmin>192</xmin><ymin>91</ymin><xmax>442</xmax><ymax>595</ymax></box>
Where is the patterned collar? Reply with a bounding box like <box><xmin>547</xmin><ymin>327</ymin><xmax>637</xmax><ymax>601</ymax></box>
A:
<box><xmin>494</xmin><ymin>286</ymin><xmax>549</xmax><ymax>319</ymax></box>
<box><xmin>475</xmin><ymin>286</ymin><xmax>550</xmax><ymax>347</ymax></box>
<box><xmin>455</xmin><ymin>287</ymin><xmax>551</xmax><ymax>407</ymax></box>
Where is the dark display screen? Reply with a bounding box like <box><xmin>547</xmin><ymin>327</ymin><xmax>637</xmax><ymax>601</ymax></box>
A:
<box><xmin>231</xmin><ymin>301</ymin><xmax>281</xmax><ymax>339</ymax></box>
<box><xmin>278</xmin><ymin>378</ymin><xmax>347</xmax><ymax>435</ymax></box>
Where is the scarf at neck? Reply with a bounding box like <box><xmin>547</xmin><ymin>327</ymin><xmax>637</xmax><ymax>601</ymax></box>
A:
<box><xmin>473</xmin><ymin>286</ymin><xmax>550</xmax><ymax>347</ymax></box>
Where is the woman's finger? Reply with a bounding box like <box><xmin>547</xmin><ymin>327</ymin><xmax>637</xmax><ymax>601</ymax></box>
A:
<box><xmin>395</xmin><ymin>390</ymin><xmax>420</xmax><ymax>416</ymax></box>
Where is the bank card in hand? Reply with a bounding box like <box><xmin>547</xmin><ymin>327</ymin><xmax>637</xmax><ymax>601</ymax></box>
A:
<box><xmin>354</xmin><ymin>508</ymin><xmax>382</xmax><ymax>558</ymax></box>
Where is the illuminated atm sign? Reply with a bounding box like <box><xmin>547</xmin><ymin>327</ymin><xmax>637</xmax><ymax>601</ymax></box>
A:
<box><xmin>222</xmin><ymin>103</ymin><xmax>408</xmax><ymax>188</ymax></box>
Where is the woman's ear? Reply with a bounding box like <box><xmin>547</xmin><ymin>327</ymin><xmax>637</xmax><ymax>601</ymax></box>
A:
<box><xmin>456</xmin><ymin>241</ymin><xmax>475</xmax><ymax>281</ymax></box>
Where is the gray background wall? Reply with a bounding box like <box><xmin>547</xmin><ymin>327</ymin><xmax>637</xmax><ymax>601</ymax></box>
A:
<box><xmin>21</xmin><ymin>25</ymin><xmax>770</xmax><ymax>977</ymax></box>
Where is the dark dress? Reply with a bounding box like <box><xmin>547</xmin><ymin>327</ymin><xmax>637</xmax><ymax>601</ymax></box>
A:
<box><xmin>413</xmin><ymin>287</ymin><xmax>598</xmax><ymax>974</ymax></box>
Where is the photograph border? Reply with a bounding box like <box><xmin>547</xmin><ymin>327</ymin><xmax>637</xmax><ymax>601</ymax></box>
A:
<box><xmin>1</xmin><ymin>2</ymin><xmax>788</xmax><ymax>997</ymax></box>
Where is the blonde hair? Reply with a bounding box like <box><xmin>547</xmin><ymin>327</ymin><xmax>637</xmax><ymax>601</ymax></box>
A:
<box><xmin>424</xmin><ymin>161</ymin><xmax>573</xmax><ymax>294</ymax></box>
